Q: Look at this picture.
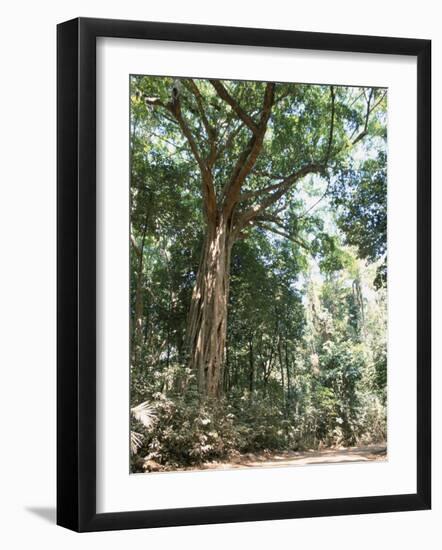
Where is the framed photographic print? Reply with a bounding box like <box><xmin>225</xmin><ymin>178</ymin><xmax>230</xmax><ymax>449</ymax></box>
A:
<box><xmin>57</xmin><ymin>17</ymin><xmax>431</xmax><ymax>532</ymax></box>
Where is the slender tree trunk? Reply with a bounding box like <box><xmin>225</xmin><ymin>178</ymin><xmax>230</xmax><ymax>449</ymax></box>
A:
<box><xmin>132</xmin><ymin>242</ymin><xmax>146</xmax><ymax>366</ymax></box>
<box><xmin>187</xmin><ymin>215</ymin><xmax>233</xmax><ymax>398</ymax></box>
<box><xmin>262</xmin><ymin>344</ymin><xmax>274</xmax><ymax>398</ymax></box>
<box><xmin>132</xmin><ymin>269</ymin><xmax>144</xmax><ymax>365</ymax></box>
<box><xmin>278</xmin><ymin>335</ymin><xmax>286</xmax><ymax>409</ymax></box>
<box><xmin>131</xmin><ymin>217</ymin><xmax>148</xmax><ymax>366</ymax></box>
<box><xmin>248</xmin><ymin>337</ymin><xmax>254</xmax><ymax>394</ymax></box>
<box><xmin>285</xmin><ymin>340</ymin><xmax>291</xmax><ymax>402</ymax></box>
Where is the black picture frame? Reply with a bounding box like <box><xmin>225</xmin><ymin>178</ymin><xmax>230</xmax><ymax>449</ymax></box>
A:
<box><xmin>57</xmin><ymin>17</ymin><xmax>431</xmax><ymax>532</ymax></box>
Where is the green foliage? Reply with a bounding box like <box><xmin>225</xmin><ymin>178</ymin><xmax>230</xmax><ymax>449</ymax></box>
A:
<box><xmin>129</xmin><ymin>76</ymin><xmax>388</xmax><ymax>471</ymax></box>
<box><xmin>331</xmin><ymin>150</ymin><xmax>387</xmax><ymax>287</ymax></box>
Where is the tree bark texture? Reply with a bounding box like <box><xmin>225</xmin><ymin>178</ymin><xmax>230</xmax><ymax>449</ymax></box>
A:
<box><xmin>187</xmin><ymin>215</ymin><xmax>233</xmax><ymax>398</ymax></box>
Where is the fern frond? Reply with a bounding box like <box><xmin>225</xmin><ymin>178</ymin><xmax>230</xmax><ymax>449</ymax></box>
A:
<box><xmin>131</xmin><ymin>401</ymin><xmax>156</xmax><ymax>428</ymax></box>
<box><xmin>130</xmin><ymin>431</ymin><xmax>143</xmax><ymax>454</ymax></box>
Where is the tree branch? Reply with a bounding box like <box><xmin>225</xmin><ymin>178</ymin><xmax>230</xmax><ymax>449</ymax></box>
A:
<box><xmin>171</xmin><ymin>104</ymin><xmax>207</xmax><ymax>175</ymax></box>
<box><xmin>237</xmin><ymin>163</ymin><xmax>323</xmax><ymax>227</ymax></box>
<box><xmin>209</xmin><ymin>80</ymin><xmax>259</xmax><ymax>135</ymax></box>
<box><xmin>130</xmin><ymin>233</ymin><xmax>142</xmax><ymax>258</ymax></box>
<box><xmin>237</xmin><ymin>89</ymin><xmax>335</xmax><ymax>218</ymax></box>
<box><xmin>184</xmin><ymin>79</ymin><xmax>218</xmax><ymax>167</ymax></box>
<box><xmin>239</xmin><ymin>177</ymin><xmax>285</xmax><ymax>203</ymax></box>
<box><xmin>295</xmin><ymin>178</ymin><xmax>331</xmax><ymax>220</ymax></box>
<box><xmin>222</xmin><ymin>121</ymin><xmax>244</xmax><ymax>150</ymax></box>
<box><xmin>140</xmin><ymin>90</ymin><xmax>217</xmax><ymax>221</ymax></box>
<box><xmin>184</xmin><ymin>80</ymin><xmax>216</xmax><ymax>138</ymax></box>
<box><xmin>368</xmin><ymin>90</ymin><xmax>387</xmax><ymax>118</ymax></box>
<box><xmin>172</xmin><ymin>101</ymin><xmax>217</xmax><ymax>219</ymax></box>
<box><xmin>351</xmin><ymin>88</ymin><xmax>374</xmax><ymax>145</ymax></box>
<box><xmin>324</xmin><ymin>86</ymin><xmax>336</xmax><ymax>163</ymax></box>
<box><xmin>255</xmin><ymin>221</ymin><xmax>310</xmax><ymax>251</ymax></box>
<box><xmin>222</xmin><ymin>82</ymin><xmax>276</xmax><ymax>211</ymax></box>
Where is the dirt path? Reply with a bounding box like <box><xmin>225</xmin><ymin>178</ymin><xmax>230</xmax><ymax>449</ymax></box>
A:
<box><xmin>142</xmin><ymin>444</ymin><xmax>387</xmax><ymax>472</ymax></box>
<box><xmin>186</xmin><ymin>444</ymin><xmax>387</xmax><ymax>471</ymax></box>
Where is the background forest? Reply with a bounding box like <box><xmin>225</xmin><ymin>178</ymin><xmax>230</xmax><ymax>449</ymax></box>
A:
<box><xmin>129</xmin><ymin>76</ymin><xmax>387</xmax><ymax>473</ymax></box>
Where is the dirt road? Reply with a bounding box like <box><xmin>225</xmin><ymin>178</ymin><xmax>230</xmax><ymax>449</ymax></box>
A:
<box><xmin>192</xmin><ymin>444</ymin><xmax>387</xmax><ymax>471</ymax></box>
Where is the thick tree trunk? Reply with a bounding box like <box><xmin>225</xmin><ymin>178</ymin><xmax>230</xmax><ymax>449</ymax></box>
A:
<box><xmin>187</xmin><ymin>215</ymin><xmax>233</xmax><ymax>398</ymax></box>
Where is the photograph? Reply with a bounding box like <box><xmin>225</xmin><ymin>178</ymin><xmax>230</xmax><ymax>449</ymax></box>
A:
<box><xmin>129</xmin><ymin>75</ymin><xmax>388</xmax><ymax>474</ymax></box>
<box><xmin>0</xmin><ymin>1</ymin><xmax>433</xmax><ymax>542</ymax></box>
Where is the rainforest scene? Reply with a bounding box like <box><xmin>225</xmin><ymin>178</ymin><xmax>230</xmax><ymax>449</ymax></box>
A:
<box><xmin>129</xmin><ymin>76</ymin><xmax>387</xmax><ymax>473</ymax></box>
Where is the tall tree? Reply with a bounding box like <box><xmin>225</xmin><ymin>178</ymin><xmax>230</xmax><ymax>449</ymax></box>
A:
<box><xmin>131</xmin><ymin>77</ymin><xmax>386</xmax><ymax>398</ymax></box>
